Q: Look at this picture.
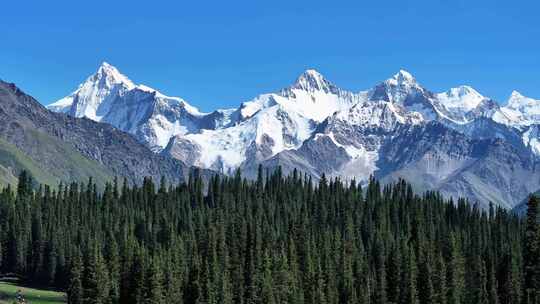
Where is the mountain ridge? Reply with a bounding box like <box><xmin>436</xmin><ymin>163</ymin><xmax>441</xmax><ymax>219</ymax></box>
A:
<box><xmin>46</xmin><ymin>63</ymin><xmax>540</xmax><ymax>208</ymax></box>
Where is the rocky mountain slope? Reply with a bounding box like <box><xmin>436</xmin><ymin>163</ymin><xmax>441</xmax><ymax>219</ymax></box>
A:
<box><xmin>49</xmin><ymin>63</ymin><xmax>540</xmax><ymax>208</ymax></box>
<box><xmin>0</xmin><ymin>80</ymin><xmax>192</xmax><ymax>186</ymax></box>
<box><xmin>48</xmin><ymin>63</ymin><xmax>229</xmax><ymax>151</ymax></box>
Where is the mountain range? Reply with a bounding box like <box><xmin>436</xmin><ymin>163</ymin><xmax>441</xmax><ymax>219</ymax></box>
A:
<box><xmin>5</xmin><ymin>62</ymin><xmax>538</xmax><ymax>209</ymax></box>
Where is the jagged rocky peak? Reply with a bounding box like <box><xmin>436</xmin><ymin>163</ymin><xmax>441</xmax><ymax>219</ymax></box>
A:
<box><xmin>385</xmin><ymin>69</ymin><xmax>417</xmax><ymax>87</ymax></box>
<box><xmin>369</xmin><ymin>69</ymin><xmax>426</xmax><ymax>104</ymax></box>
<box><xmin>47</xmin><ymin>62</ymin><xmax>214</xmax><ymax>151</ymax></box>
<box><xmin>47</xmin><ymin>62</ymin><xmax>137</xmax><ymax>116</ymax></box>
<box><xmin>90</xmin><ymin>61</ymin><xmax>135</xmax><ymax>89</ymax></box>
<box><xmin>289</xmin><ymin>69</ymin><xmax>339</xmax><ymax>94</ymax></box>
<box><xmin>506</xmin><ymin>90</ymin><xmax>540</xmax><ymax>109</ymax></box>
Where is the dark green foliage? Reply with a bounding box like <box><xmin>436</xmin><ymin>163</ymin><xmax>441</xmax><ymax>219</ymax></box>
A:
<box><xmin>68</xmin><ymin>250</ymin><xmax>83</xmax><ymax>304</ymax></box>
<box><xmin>0</xmin><ymin>170</ymin><xmax>529</xmax><ymax>304</ymax></box>
<box><xmin>523</xmin><ymin>195</ymin><xmax>540</xmax><ymax>304</ymax></box>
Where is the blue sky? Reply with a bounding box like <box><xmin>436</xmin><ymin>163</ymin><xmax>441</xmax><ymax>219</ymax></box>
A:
<box><xmin>1</xmin><ymin>0</ymin><xmax>539</xmax><ymax>111</ymax></box>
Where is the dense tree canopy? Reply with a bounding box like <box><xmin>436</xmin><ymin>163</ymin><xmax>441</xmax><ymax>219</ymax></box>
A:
<box><xmin>0</xmin><ymin>168</ymin><xmax>537</xmax><ymax>304</ymax></box>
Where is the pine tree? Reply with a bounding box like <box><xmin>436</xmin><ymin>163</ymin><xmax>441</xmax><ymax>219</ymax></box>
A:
<box><xmin>273</xmin><ymin>251</ymin><xmax>292</xmax><ymax>304</ymax></box>
<box><xmin>68</xmin><ymin>250</ymin><xmax>83</xmax><ymax>304</ymax></box>
<box><xmin>184</xmin><ymin>257</ymin><xmax>201</xmax><ymax>304</ymax></box>
<box><xmin>387</xmin><ymin>244</ymin><xmax>401</xmax><ymax>304</ymax></box>
<box><xmin>498</xmin><ymin>253</ymin><xmax>521</xmax><ymax>304</ymax></box>
<box><xmin>486</xmin><ymin>258</ymin><xmax>499</xmax><ymax>304</ymax></box>
<box><xmin>417</xmin><ymin>248</ymin><xmax>434</xmax><ymax>304</ymax></box>
<box><xmin>466</xmin><ymin>255</ymin><xmax>488</xmax><ymax>304</ymax></box>
<box><xmin>104</xmin><ymin>236</ymin><xmax>121</xmax><ymax>304</ymax></box>
<box><xmin>432</xmin><ymin>251</ymin><xmax>447</xmax><ymax>304</ymax></box>
<box><xmin>82</xmin><ymin>249</ymin><xmax>109</xmax><ymax>304</ymax></box>
<box><xmin>400</xmin><ymin>245</ymin><xmax>419</xmax><ymax>304</ymax></box>
<box><xmin>372</xmin><ymin>236</ymin><xmax>387</xmax><ymax>304</ymax></box>
<box><xmin>145</xmin><ymin>258</ymin><xmax>164</xmax><ymax>304</ymax></box>
<box><xmin>523</xmin><ymin>195</ymin><xmax>539</xmax><ymax>304</ymax></box>
<box><xmin>446</xmin><ymin>235</ymin><xmax>464</xmax><ymax>304</ymax></box>
<box><xmin>129</xmin><ymin>250</ymin><xmax>147</xmax><ymax>304</ymax></box>
<box><xmin>258</xmin><ymin>251</ymin><xmax>275</xmax><ymax>304</ymax></box>
<box><xmin>16</xmin><ymin>170</ymin><xmax>33</xmax><ymax>197</ymax></box>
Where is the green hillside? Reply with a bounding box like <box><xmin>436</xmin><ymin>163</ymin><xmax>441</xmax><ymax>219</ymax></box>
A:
<box><xmin>0</xmin><ymin>132</ymin><xmax>114</xmax><ymax>188</ymax></box>
<box><xmin>0</xmin><ymin>281</ymin><xmax>65</xmax><ymax>304</ymax></box>
<box><xmin>0</xmin><ymin>138</ymin><xmax>58</xmax><ymax>187</ymax></box>
<box><xmin>25</xmin><ymin>129</ymin><xmax>114</xmax><ymax>184</ymax></box>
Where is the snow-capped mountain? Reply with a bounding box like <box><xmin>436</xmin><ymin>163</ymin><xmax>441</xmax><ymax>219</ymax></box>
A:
<box><xmin>434</xmin><ymin>86</ymin><xmax>500</xmax><ymax>124</ymax></box>
<box><xmin>368</xmin><ymin>70</ymin><xmax>437</xmax><ymax>120</ymax></box>
<box><xmin>49</xmin><ymin>63</ymin><xmax>540</xmax><ymax>208</ymax></box>
<box><xmin>437</xmin><ymin>86</ymin><xmax>486</xmax><ymax>113</ymax></box>
<box><xmin>48</xmin><ymin>62</ymin><xmax>226</xmax><ymax>150</ymax></box>
<box><xmin>165</xmin><ymin>69</ymin><xmax>364</xmax><ymax>173</ymax></box>
<box><xmin>497</xmin><ymin>91</ymin><xmax>540</xmax><ymax>127</ymax></box>
<box><xmin>48</xmin><ymin>62</ymin><xmax>136</xmax><ymax>119</ymax></box>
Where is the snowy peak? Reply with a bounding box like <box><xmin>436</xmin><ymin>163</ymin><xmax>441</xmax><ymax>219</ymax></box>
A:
<box><xmin>497</xmin><ymin>90</ymin><xmax>540</xmax><ymax>126</ymax></box>
<box><xmin>90</xmin><ymin>62</ymin><xmax>135</xmax><ymax>90</ymax></box>
<box><xmin>51</xmin><ymin>62</ymin><xmax>138</xmax><ymax>121</ymax></box>
<box><xmin>509</xmin><ymin>90</ymin><xmax>524</xmax><ymax>100</ymax></box>
<box><xmin>446</xmin><ymin>85</ymin><xmax>482</xmax><ymax>99</ymax></box>
<box><xmin>437</xmin><ymin>85</ymin><xmax>485</xmax><ymax>111</ymax></box>
<box><xmin>506</xmin><ymin>90</ymin><xmax>540</xmax><ymax>110</ymax></box>
<box><xmin>48</xmin><ymin>62</ymin><xmax>136</xmax><ymax>113</ymax></box>
<box><xmin>48</xmin><ymin>62</ymin><xmax>211</xmax><ymax>150</ymax></box>
<box><xmin>385</xmin><ymin>69</ymin><xmax>417</xmax><ymax>87</ymax></box>
<box><xmin>49</xmin><ymin>62</ymin><xmax>200</xmax><ymax>119</ymax></box>
<box><xmin>289</xmin><ymin>69</ymin><xmax>337</xmax><ymax>93</ymax></box>
<box><xmin>47</xmin><ymin>62</ymin><xmax>134</xmax><ymax>119</ymax></box>
<box><xmin>369</xmin><ymin>69</ymin><xmax>428</xmax><ymax>106</ymax></box>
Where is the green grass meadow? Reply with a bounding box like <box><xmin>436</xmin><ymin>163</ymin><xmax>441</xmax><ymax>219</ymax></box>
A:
<box><xmin>0</xmin><ymin>281</ymin><xmax>65</xmax><ymax>304</ymax></box>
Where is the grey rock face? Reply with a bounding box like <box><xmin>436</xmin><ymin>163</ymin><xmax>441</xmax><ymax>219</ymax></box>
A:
<box><xmin>257</xmin><ymin>134</ymin><xmax>351</xmax><ymax>180</ymax></box>
<box><xmin>259</xmin><ymin>116</ymin><xmax>540</xmax><ymax>209</ymax></box>
<box><xmin>162</xmin><ymin>136</ymin><xmax>202</xmax><ymax>168</ymax></box>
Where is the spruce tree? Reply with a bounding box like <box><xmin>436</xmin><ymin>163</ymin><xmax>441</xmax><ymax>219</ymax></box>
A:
<box><xmin>432</xmin><ymin>251</ymin><xmax>447</xmax><ymax>304</ymax></box>
<box><xmin>400</xmin><ymin>245</ymin><xmax>419</xmax><ymax>304</ymax></box>
<box><xmin>145</xmin><ymin>258</ymin><xmax>164</xmax><ymax>304</ymax></box>
<box><xmin>498</xmin><ymin>253</ymin><xmax>521</xmax><ymax>304</ymax></box>
<box><xmin>523</xmin><ymin>195</ymin><xmax>539</xmax><ymax>304</ymax></box>
<box><xmin>446</xmin><ymin>235</ymin><xmax>464</xmax><ymax>304</ymax></box>
<box><xmin>386</xmin><ymin>244</ymin><xmax>401</xmax><ymax>304</ymax></box>
<box><xmin>418</xmin><ymin>248</ymin><xmax>434</xmax><ymax>304</ymax></box>
<box><xmin>184</xmin><ymin>257</ymin><xmax>201</xmax><ymax>304</ymax></box>
<box><xmin>68</xmin><ymin>250</ymin><xmax>83</xmax><ymax>304</ymax></box>
<box><xmin>82</xmin><ymin>249</ymin><xmax>109</xmax><ymax>304</ymax></box>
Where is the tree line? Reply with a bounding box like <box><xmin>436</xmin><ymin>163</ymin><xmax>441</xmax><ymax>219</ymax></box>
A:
<box><xmin>0</xmin><ymin>168</ymin><xmax>539</xmax><ymax>304</ymax></box>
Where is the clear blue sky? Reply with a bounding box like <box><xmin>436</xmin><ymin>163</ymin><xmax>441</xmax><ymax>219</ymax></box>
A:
<box><xmin>1</xmin><ymin>0</ymin><xmax>539</xmax><ymax>111</ymax></box>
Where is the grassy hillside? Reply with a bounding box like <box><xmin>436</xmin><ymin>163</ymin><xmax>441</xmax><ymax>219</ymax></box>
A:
<box><xmin>0</xmin><ymin>138</ymin><xmax>59</xmax><ymax>187</ymax></box>
<box><xmin>25</xmin><ymin>129</ymin><xmax>114</xmax><ymax>184</ymax></box>
<box><xmin>0</xmin><ymin>131</ymin><xmax>114</xmax><ymax>188</ymax></box>
<box><xmin>0</xmin><ymin>281</ymin><xmax>65</xmax><ymax>304</ymax></box>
